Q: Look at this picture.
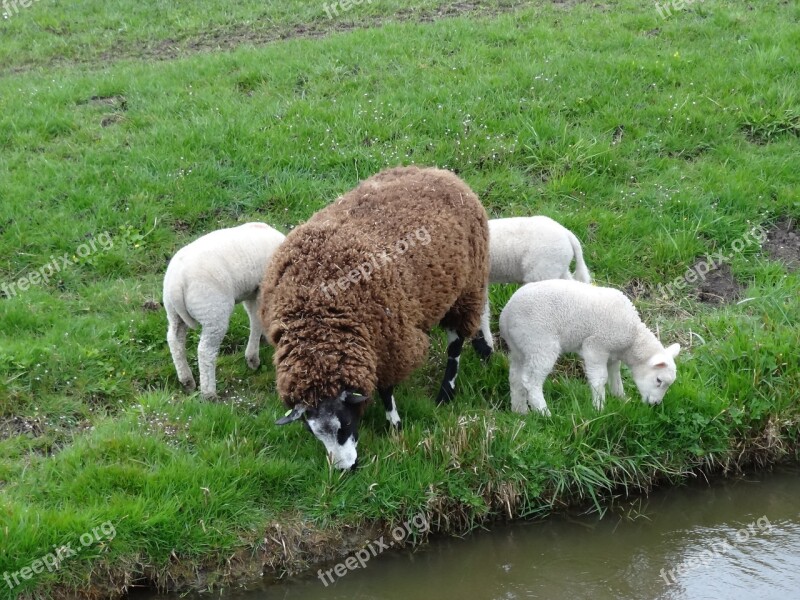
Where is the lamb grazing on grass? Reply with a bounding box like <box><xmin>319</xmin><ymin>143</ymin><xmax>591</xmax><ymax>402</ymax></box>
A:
<box><xmin>163</xmin><ymin>222</ymin><xmax>286</xmax><ymax>399</ymax></box>
<box><xmin>260</xmin><ymin>166</ymin><xmax>490</xmax><ymax>470</ymax></box>
<box><xmin>499</xmin><ymin>280</ymin><xmax>680</xmax><ymax>416</ymax></box>
<box><xmin>472</xmin><ymin>216</ymin><xmax>592</xmax><ymax>358</ymax></box>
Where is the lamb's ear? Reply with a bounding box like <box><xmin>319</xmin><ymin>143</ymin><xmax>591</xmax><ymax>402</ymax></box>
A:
<box><xmin>648</xmin><ymin>354</ymin><xmax>669</xmax><ymax>369</ymax></box>
<box><xmin>276</xmin><ymin>405</ymin><xmax>306</xmax><ymax>425</ymax></box>
<box><xmin>666</xmin><ymin>343</ymin><xmax>681</xmax><ymax>359</ymax></box>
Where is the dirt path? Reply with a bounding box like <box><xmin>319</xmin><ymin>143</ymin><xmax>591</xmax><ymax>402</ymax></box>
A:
<box><xmin>3</xmin><ymin>0</ymin><xmax>572</xmax><ymax>76</ymax></box>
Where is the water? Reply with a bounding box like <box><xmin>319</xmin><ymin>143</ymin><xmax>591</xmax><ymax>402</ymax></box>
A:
<box><xmin>143</xmin><ymin>467</ymin><xmax>800</xmax><ymax>600</ymax></box>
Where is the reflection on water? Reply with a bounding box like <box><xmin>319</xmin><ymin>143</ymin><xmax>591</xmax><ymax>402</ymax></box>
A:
<box><xmin>142</xmin><ymin>467</ymin><xmax>800</xmax><ymax>600</ymax></box>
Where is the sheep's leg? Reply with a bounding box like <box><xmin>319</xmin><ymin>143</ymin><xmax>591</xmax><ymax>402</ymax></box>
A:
<box><xmin>167</xmin><ymin>316</ymin><xmax>196</xmax><ymax>392</ymax></box>
<box><xmin>508</xmin><ymin>351</ymin><xmax>529</xmax><ymax>414</ymax></box>
<box><xmin>608</xmin><ymin>359</ymin><xmax>626</xmax><ymax>399</ymax></box>
<box><xmin>196</xmin><ymin>305</ymin><xmax>233</xmax><ymax>400</ymax></box>
<box><xmin>470</xmin><ymin>295</ymin><xmax>494</xmax><ymax>360</ymax></box>
<box><xmin>242</xmin><ymin>297</ymin><xmax>262</xmax><ymax>370</ymax></box>
<box><xmin>521</xmin><ymin>351</ymin><xmax>556</xmax><ymax>417</ymax></box>
<box><xmin>436</xmin><ymin>329</ymin><xmax>463</xmax><ymax>405</ymax></box>
<box><xmin>379</xmin><ymin>386</ymin><xmax>401</xmax><ymax>429</ymax></box>
<box><xmin>582</xmin><ymin>350</ymin><xmax>609</xmax><ymax>410</ymax></box>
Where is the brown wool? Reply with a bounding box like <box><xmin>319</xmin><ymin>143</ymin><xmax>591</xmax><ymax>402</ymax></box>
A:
<box><xmin>260</xmin><ymin>166</ymin><xmax>490</xmax><ymax>409</ymax></box>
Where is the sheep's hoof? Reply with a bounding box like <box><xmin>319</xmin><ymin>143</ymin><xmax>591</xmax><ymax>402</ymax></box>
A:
<box><xmin>201</xmin><ymin>390</ymin><xmax>218</xmax><ymax>401</ymax></box>
<box><xmin>435</xmin><ymin>385</ymin><xmax>455</xmax><ymax>405</ymax></box>
<box><xmin>386</xmin><ymin>419</ymin><xmax>403</xmax><ymax>432</ymax></box>
<box><xmin>180</xmin><ymin>378</ymin><xmax>197</xmax><ymax>393</ymax></box>
<box><xmin>246</xmin><ymin>355</ymin><xmax>260</xmax><ymax>370</ymax></box>
<box><xmin>471</xmin><ymin>334</ymin><xmax>494</xmax><ymax>361</ymax></box>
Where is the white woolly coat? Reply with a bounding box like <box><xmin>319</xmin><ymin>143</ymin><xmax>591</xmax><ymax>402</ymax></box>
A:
<box><xmin>163</xmin><ymin>222</ymin><xmax>285</xmax><ymax>327</ymax></box>
<box><xmin>488</xmin><ymin>216</ymin><xmax>591</xmax><ymax>284</ymax></box>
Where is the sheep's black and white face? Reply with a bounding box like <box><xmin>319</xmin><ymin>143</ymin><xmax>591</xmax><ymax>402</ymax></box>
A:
<box><xmin>275</xmin><ymin>392</ymin><xmax>366</xmax><ymax>470</ymax></box>
<box><xmin>631</xmin><ymin>343</ymin><xmax>681</xmax><ymax>405</ymax></box>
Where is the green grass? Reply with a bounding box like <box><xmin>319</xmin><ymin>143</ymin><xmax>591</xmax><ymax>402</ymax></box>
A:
<box><xmin>1</xmin><ymin>0</ymin><xmax>799</xmax><ymax>597</ymax></box>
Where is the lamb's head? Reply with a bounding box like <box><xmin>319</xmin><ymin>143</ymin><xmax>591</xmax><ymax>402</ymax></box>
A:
<box><xmin>275</xmin><ymin>391</ymin><xmax>368</xmax><ymax>470</ymax></box>
<box><xmin>629</xmin><ymin>343</ymin><xmax>681</xmax><ymax>405</ymax></box>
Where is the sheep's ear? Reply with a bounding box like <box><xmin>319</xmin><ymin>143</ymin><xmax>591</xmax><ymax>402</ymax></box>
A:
<box><xmin>666</xmin><ymin>343</ymin><xmax>681</xmax><ymax>359</ymax></box>
<box><xmin>343</xmin><ymin>392</ymin><xmax>368</xmax><ymax>405</ymax></box>
<box><xmin>276</xmin><ymin>405</ymin><xmax>306</xmax><ymax>425</ymax></box>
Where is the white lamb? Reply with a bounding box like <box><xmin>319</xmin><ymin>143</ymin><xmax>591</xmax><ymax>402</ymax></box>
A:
<box><xmin>499</xmin><ymin>280</ymin><xmax>680</xmax><ymax>415</ymax></box>
<box><xmin>163</xmin><ymin>222</ymin><xmax>286</xmax><ymax>399</ymax></box>
<box><xmin>473</xmin><ymin>216</ymin><xmax>591</xmax><ymax>357</ymax></box>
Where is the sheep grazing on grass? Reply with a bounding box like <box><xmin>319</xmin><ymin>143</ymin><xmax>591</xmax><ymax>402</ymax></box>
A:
<box><xmin>472</xmin><ymin>216</ymin><xmax>592</xmax><ymax>358</ymax></box>
<box><xmin>163</xmin><ymin>222</ymin><xmax>286</xmax><ymax>399</ymax></box>
<box><xmin>260</xmin><ymin>166</ymin><xmax>490</xmax><ymax>470</ymax></box>
<box><xmin>499</xmin><ymin>280</ymin><xmax>680</xmax><ymax>416</ymax></box>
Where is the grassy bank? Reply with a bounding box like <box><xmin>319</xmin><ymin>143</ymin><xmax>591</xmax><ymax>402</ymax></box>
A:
<box><xmin>1</xmin><ymin>0</ymin><xmax>799</xmax><ymax>597</ymax></box>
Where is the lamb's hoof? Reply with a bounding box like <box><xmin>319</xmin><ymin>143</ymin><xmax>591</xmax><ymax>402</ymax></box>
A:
<box><xmin>471</xmin><ymin>335</ymin><xmax>494</xmax><ymax>361</ymax></box>
<box><xmin>180</xmin><ymin>378</ymin><xmax>197</xmax><ymax>393</ymax></box>
<box><xmin>201</xmin><ymin>390</ymin><xmax>218</xmax><ymax>401</ymax></box>
<box><xmin>534</xmin><ymin>406</ymin><xmax>552</xmax><ymax>417</ymax></box>
<box><xmin>246</xmin><ymin>355</ymin><xmax>260</xmax><ymax>370</ymax></box>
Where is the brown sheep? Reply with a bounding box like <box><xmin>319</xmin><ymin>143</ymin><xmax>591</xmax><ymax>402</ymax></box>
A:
<box><xmin>259</xmin><ymin>166</ymin><xmax>490</xmax><ymax>469</ymax></box>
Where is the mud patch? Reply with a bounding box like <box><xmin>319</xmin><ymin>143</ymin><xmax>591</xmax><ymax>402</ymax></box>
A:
<box><xmin>695</xmin><ymin>262</ymin><xmax>742</xmax><ymax>305</ymax></box>
<box><xmin>101</xmin><ymin>114</ymin><xmax>125</xmax><ymax>127</ymax></box>
<box><xmin>142</xmin><ymin>299</ymin><xmax>162</xmax><ymax>311</ymax></box>
<box><xmin>78</xmin><ymin>94</ymin><xmax>128</xmax><ymax>128</ymax></box>
<box><xmin>6</xmin><ymin>0</ymin><xmax>555</xmax><ymax>74</ymax></box>
<box><xmin>87</xmin><ymin>94</ymin><xmax>128</xmax><ymax>111</ymax></box>
<box><xmin>764</xmin><ymin>217</ymin><xmax>799</xmax><ymax>270</ymax></box>
<box><xmin>623</xmin><ymin>277</ymin><xmax>650</xmax><ymax>300</ymax></box>
<box><xmin>0</xmin><ymin>415</ymin><xmax>46</xmax><ymax>441</ymax></box>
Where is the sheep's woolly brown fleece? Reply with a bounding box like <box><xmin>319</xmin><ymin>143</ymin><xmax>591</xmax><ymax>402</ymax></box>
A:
<box><xmin>260</xmin><ymin>166</ymin><xmax>490</xmax><ymax>409</ymax></box>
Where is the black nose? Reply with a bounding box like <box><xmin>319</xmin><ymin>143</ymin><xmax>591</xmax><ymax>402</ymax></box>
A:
<box><xmin>350</xmin><ymin>457</ymin><xmax>360</xmax><ymax>471</ymax></box>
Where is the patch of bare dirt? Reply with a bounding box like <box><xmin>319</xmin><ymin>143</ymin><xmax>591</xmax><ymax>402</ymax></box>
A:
<box><xmin>3</xmin><ymin>1</ymin><xmax>581</xmax><ymax>75</ymax></box>
<box><xmin>0</xmin><ymin>415</ymin><xmax>46</xmax><ymax>441</ymax></box>
<box><xmin>142</xmin><ymin>299</ymin><xmax>162</xmax><ymax>311</ymax></box>
<box><xmin>764</xmin><ymin>217</ymin><xmax>799</xmax><ymax>270</ymax></box>
<box><xmin>695</xmin><ymin>262</ymin><xmax>743</xmax><ymax>305</ymax></box>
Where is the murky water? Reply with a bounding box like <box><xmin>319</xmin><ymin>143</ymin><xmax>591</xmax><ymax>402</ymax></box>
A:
<box><xmin>143</xmin><ymin>467</ymin><xmax>800</xmax><ymax>600</ymax></box>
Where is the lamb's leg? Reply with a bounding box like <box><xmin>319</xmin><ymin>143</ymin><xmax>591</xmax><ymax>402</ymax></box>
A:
<box><xmin>379</xmin><ymin>386</ymin><xmax>401</xmax><ymax>429</ymax></box>
<box><xmin>436</xmin><ymin>329</ymin><xmax>463</xmax><ymax>405</ymax></box>
<box><xmin>582</xmin><ymin>349</ymin><xmax>610</xmax><ymax>410</ymax></box>
<box><xmin>521</xmin><ymin>350</ymin><xmax>557</xmax><ymax>417</ymax></box>
<box><xmin>196</xmin><ymin>304</ymin><xmax>233</xmax><ymax>400</ymax></box>
<box><xmin>608</xmin><ymin>359</ymin><xmax>625</xmax><ymax>399</ymax></box>
<box><xmin>470</xmin><ymin>295</ymin><xmax>494</xmax><ymax>360</ymax></box>
<box><xmin>167</xmin><ymin>315</ymin><xmax>196</xmax><ymax>392</ymax></box>
<box><xmin>242</xmin><ymin>297</ymin><xmax>262</xmax><ymax>370</ymax></box>
<box><xmin>508</xmin><ymin>351</ymin><xmax>529</xmax><ymax>414</ymax></box>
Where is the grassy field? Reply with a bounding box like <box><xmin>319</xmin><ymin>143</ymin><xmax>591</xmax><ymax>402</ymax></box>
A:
<box><xmin>1</xmin><ymin>0</ymin><xmax>799</xmax><ymax>597</ymax></box>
